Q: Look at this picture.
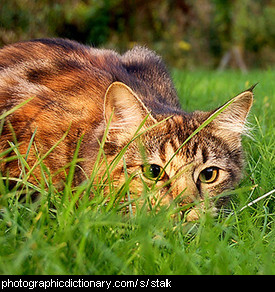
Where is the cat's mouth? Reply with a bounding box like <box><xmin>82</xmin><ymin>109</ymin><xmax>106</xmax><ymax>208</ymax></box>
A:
<box><xmin>181</xmin><ymin>204</ymin><xmax>218</xmax><ymax>221</ymax></box>
<box><xmin>114</xmin><ymin>185</ymin><xmax>231</xmax><ymax>221</ymax></box>
<box><xmin>179</xmin><ymin>194</ymin><xmax>230</xmax><ymax>221</ymax></box>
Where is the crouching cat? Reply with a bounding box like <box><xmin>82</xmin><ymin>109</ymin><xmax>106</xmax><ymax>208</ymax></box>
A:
<box><xmin>0</xmin><ymin>39</ymin><xmax>253</xmax><ymax>220</ymax></box>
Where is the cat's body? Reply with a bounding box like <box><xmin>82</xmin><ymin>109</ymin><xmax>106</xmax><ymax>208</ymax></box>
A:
<box><xmin>0</xmin><ymin>38</ymin><xmax>253</xmax><ymax>220</ymax></box>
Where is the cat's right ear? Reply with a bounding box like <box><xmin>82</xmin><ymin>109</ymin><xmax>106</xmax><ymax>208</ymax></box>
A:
<box><xmin>210</xmin><ymin>88</ymin><xmax>254</xmax><ymax>149</ymax></box>
<box><xmin>214</xmin><ymin>89</ymin><xmax>254</xmax><ymax>135</ymax></box>
<box><xmin>103</xmin><ymin>82</ymin><xmax>156</xmax><ymax>134</ymax></box>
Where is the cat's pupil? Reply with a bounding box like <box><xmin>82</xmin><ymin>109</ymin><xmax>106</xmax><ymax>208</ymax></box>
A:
<box><xmin>203</xmin><ymin>168</ymin><xmax>214</xmax><ymax>181</ymax></box>
<box><xmin>142</xmin><ymin>164</ymin><xmax>162</xmax><ymax>180</ymax></box>
<box><xmin>150</xmin><ymin>164</ymin><xmax>161</xmax><ymax>178</ymax></box>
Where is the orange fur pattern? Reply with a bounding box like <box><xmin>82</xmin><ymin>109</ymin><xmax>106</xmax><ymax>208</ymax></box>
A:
<box><xmin>0</xmin><ymin>39</ymin><xmax>253</xmax><ymax>220</ymax></box>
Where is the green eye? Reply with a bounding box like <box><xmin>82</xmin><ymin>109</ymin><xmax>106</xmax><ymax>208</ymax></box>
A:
<box><xmin>199</xmin><ymin>167</ymin><xmax>219</xmax><ymax>183</ymax></box>
<box><xmin>142</xmin><ymin>164</ymin><xmax>165</xmax><ymax>181</ymax></box>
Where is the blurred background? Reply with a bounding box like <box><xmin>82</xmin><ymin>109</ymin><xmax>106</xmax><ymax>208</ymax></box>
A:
<box><xmin>0</xmin><ymin>0</ymin><xmax>274</xmax><ymax>70</ymax></box>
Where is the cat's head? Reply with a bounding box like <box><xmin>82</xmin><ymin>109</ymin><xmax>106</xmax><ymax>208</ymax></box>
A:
<box><xmin>103</xmin><ymin>82</ymin><xmax>253</xmax><ymax>220</ymax></box>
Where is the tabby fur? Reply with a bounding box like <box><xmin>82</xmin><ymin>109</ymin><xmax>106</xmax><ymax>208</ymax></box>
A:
<box><xmin>0</xmin><ymin>39</ymin><xmax>253</xmax><ymax>220</ymax></box>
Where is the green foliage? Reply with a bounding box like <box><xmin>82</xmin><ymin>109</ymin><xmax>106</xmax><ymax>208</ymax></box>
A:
<box><xmin>0</xmin><ymin>70</ymin><xmax>274</xmax><ymax>275</ymax></box>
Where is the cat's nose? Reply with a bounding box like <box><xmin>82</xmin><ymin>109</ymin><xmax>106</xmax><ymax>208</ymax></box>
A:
<box><xmin>175</xmin><ymin>179</ymin><xmax>202</xmax><ymax>221</ymax></box>
<box><xmin>185</xmin><ymin>181</ymin><xmax>200</xmax><ymax>202</ymax></box>
<box><xmin>174</xmin><ymin>176</ymin><xmax>200</xmax><ymax>204</ymax></box>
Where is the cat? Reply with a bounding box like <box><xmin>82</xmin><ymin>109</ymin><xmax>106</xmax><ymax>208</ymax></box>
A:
<box><xmin>0</xmin><ymin>38</ymin><xmax>254</xmax><ymax>220</ymax></box>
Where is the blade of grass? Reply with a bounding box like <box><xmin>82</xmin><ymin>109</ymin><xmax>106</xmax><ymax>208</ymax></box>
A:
<box><xmin>123</xmin><ymin>156</ymin><xmax>133</xmax><ymax>216</ymax></box>
<box><xmin>239</xmin><ymin>189</ymin><xmax>275</xmax><ymax>212</ymax></box>
<box><xmin>24</xmin><ymin>127</ymin><xmax>71</xmax><ymax>183</ymax></box>
<box><xmin>0</xmin><ymin>97</ymin><xmax>34</xmax><ymax>120</ymax></box>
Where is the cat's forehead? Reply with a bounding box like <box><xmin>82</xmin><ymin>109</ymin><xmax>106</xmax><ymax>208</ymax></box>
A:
<box><xmin>147</xmin><ymin>114</ymin><xmax>202</xmax><ymax>145</ymax></box>
<box><xmin>144</xmin><ymin>113</ymin><xmax>237</xmax><ymax>167</ymax></box>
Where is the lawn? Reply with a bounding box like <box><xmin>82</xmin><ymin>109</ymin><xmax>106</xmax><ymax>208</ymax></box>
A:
<box><xmin>0</xmin><ymin>70</ymin><xmax>274</xmax><ymax>275</ymax></box>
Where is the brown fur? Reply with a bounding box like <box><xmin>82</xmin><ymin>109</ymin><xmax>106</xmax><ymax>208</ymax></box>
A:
<box><xmin>0</xmin><ymin>38</ymin><xmax>253</xmax><ymax>220</ymax></box>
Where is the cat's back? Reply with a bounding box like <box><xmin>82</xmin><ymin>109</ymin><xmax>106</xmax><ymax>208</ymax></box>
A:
<box><xmin>0</xmin><ymin>38</ymin><xmax>179</xmax><ymax>113</ymax></box>
<box><xmin>0</xmin><ymin>38</ymin><xmax>118</xmax><ymax>113</ymax></box>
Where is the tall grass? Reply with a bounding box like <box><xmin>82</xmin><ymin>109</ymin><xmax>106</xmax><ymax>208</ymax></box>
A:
<box><xmin>0</xmin><ymin>70</ymin><xmax>274</xmax><ymax>275</ymax></box>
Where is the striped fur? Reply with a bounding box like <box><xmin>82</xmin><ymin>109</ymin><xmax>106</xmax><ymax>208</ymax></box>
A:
<box><xmin>0</xmin><ymin>38</ymin><xmax>253</xmax><ymax>220</ymax></box>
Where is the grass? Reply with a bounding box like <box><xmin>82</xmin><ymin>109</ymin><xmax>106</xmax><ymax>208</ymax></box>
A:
<box><xmin>0</xmin><ymin>69</ymin><xmax>274</xmax><ymax>275</ymax></box>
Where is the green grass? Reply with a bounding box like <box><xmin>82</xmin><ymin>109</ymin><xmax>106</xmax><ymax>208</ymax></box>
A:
<box><xmin>0</xmin><ymin>70</ymin><xmax>274</xmax><ymax>275</ymax></box>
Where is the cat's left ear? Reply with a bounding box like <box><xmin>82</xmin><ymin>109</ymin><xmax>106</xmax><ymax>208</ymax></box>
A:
<box><xmin>104</xmin><ymin>82</ymin><xmax>156</xmax><ymax>134</ymax></box>
<box><xmin>213</xmin><ymin>87</ymin><xmax>254</xmax><ymax>136</ymax></box>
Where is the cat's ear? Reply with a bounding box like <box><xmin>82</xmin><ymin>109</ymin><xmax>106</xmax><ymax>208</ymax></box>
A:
<box><xmin>213</xmin><ymin>89</ymin><xmax>254</xmax><ymax>136</ymax></box>
<box><xmin>104</xmin><ymin>82</ymin><xmax>155</xmax><ymax>133</ymax></box>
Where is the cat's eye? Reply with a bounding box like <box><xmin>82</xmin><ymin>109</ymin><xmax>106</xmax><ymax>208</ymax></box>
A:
<box><xmin>199</xmin><ymin>167</ymin><xmax>219</xmax><ymax>183</ymax></box>
<box><xmin>142</xmin><ymin>164</ymin><xmax>165</xmax><ymax>181</ymax></box>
